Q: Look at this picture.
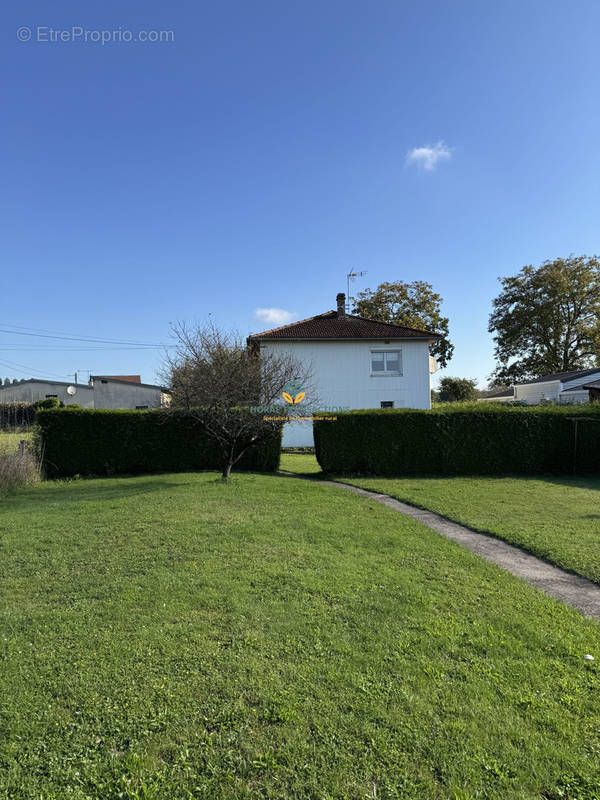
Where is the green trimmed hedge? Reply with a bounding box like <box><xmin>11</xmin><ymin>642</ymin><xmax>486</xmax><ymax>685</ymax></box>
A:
<box><xmin>37</xmin><ymin>408</ymin><xmax>281</xmax><ymax>478</ymax></box>
<box><xmin>314</xmin><ymin>405</ymin><xmax>600</xmax><ymax>475</ymax></box>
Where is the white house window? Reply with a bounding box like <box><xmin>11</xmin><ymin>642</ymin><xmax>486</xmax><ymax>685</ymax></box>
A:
<box><xmin>371</xmin><ymin>350</ymin><xmax>402</xmax><ymax>376</ymax></box>
<box><xmin>380</xmin><ymin>401</ymin><xmax>394</xmax><ymax>408</ymax></box>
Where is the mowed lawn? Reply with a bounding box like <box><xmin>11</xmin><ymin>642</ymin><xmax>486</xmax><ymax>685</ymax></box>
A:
<box><xmin>281</xmin><ymin>455</ymin><xmax>600</xmax><ymax>585</ymax></box>
<box><xmin>2</xmin><ymin>473</ymin><xmax>600</xmax><ymax>798</ymax></box>
<box><xmin>335</xmin><ymin>473</ymin><xmax>600</xmax><ymax>585</ymax></box>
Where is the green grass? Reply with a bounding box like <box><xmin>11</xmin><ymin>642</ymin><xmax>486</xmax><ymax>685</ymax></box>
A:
<box><xmin>337</xmin><ymin>474</ymin><xmax>600</xmax><ymax>585</ymax></box>
<box><xmin>2</xmin><ymin>472</ymin><xmax>600</xmax><ymax>799</ymax></box>
<box><xmin>280</xmin><ymin>455</ymin><xmax>600</xmax><ymax>585</ymax></box>
<box><xmin>0</xmin><ymin>431</ymin><xmax>32</xmax><ymax>455</ymax></box>
<box><xmin>279</xmin><ymin>452</ymin><xmax>322</xmax><ymax>475</ymax></box>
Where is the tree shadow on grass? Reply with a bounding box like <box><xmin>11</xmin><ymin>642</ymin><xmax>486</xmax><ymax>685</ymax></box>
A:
<box><xmin>534</xmin><ymin>474</ymin><xmax>600</xmax><ymax>493</ymax></box>
<box><xmin>1</xmin><ymin>476</ymin><xmax>197</xmax><ymax>509</ymax></box>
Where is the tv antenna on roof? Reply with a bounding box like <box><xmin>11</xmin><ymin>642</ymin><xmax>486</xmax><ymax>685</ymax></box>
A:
<box><xmin>346</xmin><ymin>270</ymin><xmax>367</xmax><ymax>312</ymax></box>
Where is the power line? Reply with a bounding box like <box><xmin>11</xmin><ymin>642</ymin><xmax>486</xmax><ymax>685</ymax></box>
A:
<box><xmin>0</xmin><ymin>322</ymin><xmax>166</xmax><ymax>347</ymax></box>
<box><xmin>0</xmin><ymin>357</ymin><xmax>72</xmax><ymax>380</ymax></box>
<box><xmin>0</xmin><ymin>345</ymin><xmax>162</xmax><ymax>351</ymax></box>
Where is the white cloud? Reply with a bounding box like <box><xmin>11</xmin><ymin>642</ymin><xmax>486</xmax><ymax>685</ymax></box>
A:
<box><xmin>254</xmin><ymin>307</ymin><xmax>296</xmax><ymax>326</ymax></box>
<box><xmin>405</xmin><ymin>141</ymin><xmax>452</xmax><ymax>171</ymax></box>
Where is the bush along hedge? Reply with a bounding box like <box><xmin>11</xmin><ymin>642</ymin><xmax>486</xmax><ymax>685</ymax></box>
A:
<box><xmin>0</xmin><ymin>402</ymin><xmax>37</xmax><ymax>430</ymax></box>
<box><xmin>37</xmin><ymin>408</ymin><xmax>281</xmax><ymax>479</ymax></box>
<box><xmin>313</xmin><ymin>405</ymin><xmax>600</xmax><ymax>476</ymax></box>
<box><xmin>0</xmin><ymin>397</ymin><xmax>64</xmax><ymax>431</ymax></box>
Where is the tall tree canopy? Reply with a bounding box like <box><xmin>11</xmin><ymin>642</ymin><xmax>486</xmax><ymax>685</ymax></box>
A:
<box><xmin>489</xmin><ymin>255</ymin><xmax>600</xmax><ymax>383</ymax></box>
<box><xmin>437</xmin><ymin>377</ymin><xmax>478</xmax><ymax>403</ymax></box>
<box><xmin>351</xmin><ymin>280</ymin><xmax>454</xmax><ymax>368</ymax></box>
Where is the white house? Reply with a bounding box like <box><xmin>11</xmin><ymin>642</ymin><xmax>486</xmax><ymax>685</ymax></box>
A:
<box><xmin>248</xmin><ymin>293</ymin><xmax>440</xmax><ymax>447</ymax></box>
<box><xmin>0</xmin><ymin>375</ymin><xmax>169</xmax><ymax>410</ymax></box>
<box><xmin>512</xmin><ymin>368</ymin><xmax>600</xmax><ymax>405</ymax></box>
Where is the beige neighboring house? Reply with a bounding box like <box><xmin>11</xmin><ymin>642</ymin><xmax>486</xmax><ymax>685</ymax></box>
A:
<box><xmin>0</xmin><ymin>374</ymin><xmax>170</xmax><ymax>410</ymax></box>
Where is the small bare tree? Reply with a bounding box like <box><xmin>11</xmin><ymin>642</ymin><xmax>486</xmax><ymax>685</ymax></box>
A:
<box><xmin>163</xmin><ymin>322</ymin><xmax>314</xmax><ymax>480</ymax></box>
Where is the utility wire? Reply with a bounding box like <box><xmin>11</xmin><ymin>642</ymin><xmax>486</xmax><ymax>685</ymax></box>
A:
<box><xmin>0</xmin><ymin>328</ymin><xmax>165</xmax><ymax>347</ymax></box>
<box><xmin>0</xmin><ymin>323</ymin><xmax>166</xmax><ymax>347</ymax></box>
<box><xmin>0</xmin><ymin>357</ymin><xmax>72</xmax><ymax>380</ymax></box>
<box><xmin>0</xmin><ymin>345</ymin><xmax>161</xmax><ymax>351</ymax></box>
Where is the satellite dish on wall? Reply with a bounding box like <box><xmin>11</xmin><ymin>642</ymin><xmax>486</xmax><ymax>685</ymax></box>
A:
<box><xmin>66</xmin><ymin>385</ymin><xmax>77</xmax><ymax>396</ymax></box>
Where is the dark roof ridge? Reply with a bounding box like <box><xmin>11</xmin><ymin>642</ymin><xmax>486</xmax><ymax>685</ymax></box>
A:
<box><xmin>249</xmin><ymin>309</ymin><xmax>440</xmax><ymax>340</ymax></box>
<box><xmin>249</xmin><ymin>310</ymin><xmax>337</xmax><ymax>338</ymax></box>
<box><xmin>514</xmin><ymin>367</ymin><xmax>600</xmax><ymax>386</ymax></box>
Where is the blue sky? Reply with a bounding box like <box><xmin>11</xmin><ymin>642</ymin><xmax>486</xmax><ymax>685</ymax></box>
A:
<box><xmin>2</xmin><ymin>0</ymin><xmax>599</xmax><ymax>387</ymax></box>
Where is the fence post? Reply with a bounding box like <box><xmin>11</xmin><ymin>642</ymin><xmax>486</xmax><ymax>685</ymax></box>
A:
<box><xmin>19</xmin><ymin>439</ymin><xmax>26</xmax><ymax>456</ymax></box>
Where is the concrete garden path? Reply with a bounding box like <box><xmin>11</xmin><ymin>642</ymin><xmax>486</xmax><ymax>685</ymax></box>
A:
<box><xmin>280</xmin><ymin>471</ymin><xmax>600</xmax><ymax>623</ymax></box>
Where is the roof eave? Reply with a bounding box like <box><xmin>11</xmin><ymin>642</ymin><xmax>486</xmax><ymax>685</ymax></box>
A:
<box><xmin>250</xmin><ymin>336</ymin><xmax>439</xmax><ymax>343</ymax></box>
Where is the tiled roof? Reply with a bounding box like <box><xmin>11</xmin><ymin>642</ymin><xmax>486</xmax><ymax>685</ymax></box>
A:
<box><xmin>249</xmin><ymin>310</ymin><xmax>440</xmax><ymax>341</ymax></box>
<box><xmin>97</xmin><ymin>375</ymin><xmax>141</xmax><ymax>384</ymax></box>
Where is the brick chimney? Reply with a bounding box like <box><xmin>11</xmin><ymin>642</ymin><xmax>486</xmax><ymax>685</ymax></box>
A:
<box><xmin>336</xmin><ymin>292</ymin><xmax>346</xmax><ymax>317</ymax></box>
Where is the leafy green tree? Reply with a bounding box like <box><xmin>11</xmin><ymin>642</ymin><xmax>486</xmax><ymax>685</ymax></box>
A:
<box><xmin>489</xmin><ymin>255</ymin><xmax>600</xmax><ymax>383</ymax></box>
<box><xmin>352</xmin><ymin>280</ymin><xmax>454</xmax><ymax>368</ymax></box>
<box><xmin>438</xmin><ymin>377</ymin><xmax>478</xmax><ymax>403</ymax></box>
<box><xmin>3</xmin><ymin>378</ymin><xmax>9</xmax><ymax>386</ymax></box>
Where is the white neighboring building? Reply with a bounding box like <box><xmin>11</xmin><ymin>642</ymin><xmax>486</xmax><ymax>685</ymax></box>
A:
<box><xmin>248</xmin><ymin>293</ymin><xmax>440</xmax><ymax>447</ymax></box>
<box><xmin>0</xmin><ymin>375</ymin><xmax>170</xmax><ymax>410</ymax></box>
<box><xmin>512</xmin><ymin>368</ymin><xmax>600</xmax><ymax>405</ymax></box>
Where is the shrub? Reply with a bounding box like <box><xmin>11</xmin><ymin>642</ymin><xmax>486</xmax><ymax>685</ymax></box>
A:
<box><xmin>313</xmin><ymin>405</ymin><xmax>600</xmax><ymax>476</ymax></box>
<box><xmin>0</xmin><ymin>402</ymin><xmax>37</xmax><ymax>430</ymax></box>
<box><xmin>0</xmin><ymin>449</ymin><xmax>40</xmax><ymax>493</ymax></box>
<box><xmin>34</xmin><ymin>397</ymin><xmax>63</xmax><ymax>410</ymax></box>
<box><xmin>37</xmin><ymin>408</ymin><xmax>281</xmax><ymax>479</ymax></box>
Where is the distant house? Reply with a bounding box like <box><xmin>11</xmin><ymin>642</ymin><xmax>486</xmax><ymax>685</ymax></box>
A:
<box><xmin>479</xmin><ymin>387</ymin><xmax>515</xmax><ymax>403</ymax></box>
<box><xmin>89</xmin><ymin>376</ymin><xmax>170</xmax><ymax>410</ymax></box>
<box><xmin>0</xmin><ymin>379</ymin><xmax>95</xmax><ymax>408</ymax></box>
<box><xmin>580</xmin><ymin>379</ymin><xmax>600</xmax><ymax>402</ymax></box>
<box><xmin>512</xmin><ymin>368</ymin><xmax>600</xmax><ymax>405</ymax></box>
<box><xmin>248</xmin><ymin>292</ymin><xmax>440</xmax><ymax>447</ymax></box>
<box><xmin>0</xmin><ymin>375</ymin><xmax>170</xmax><ymax>410</ymax></box>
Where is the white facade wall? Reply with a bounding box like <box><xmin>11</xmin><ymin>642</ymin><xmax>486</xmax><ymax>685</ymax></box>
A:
<box><xmin>261</xmin><ymin>339</ymin><xmax>432</xmax><ymax>446</ymax></box>
<box><xmin>514</xmin><ymin>381</ymin><xmax>561</xmax><ymax>405</ymax></box>
<box><xmin>559</xmin><ymin>390</ymin><xmax>590</xmax><ymax>404</ymax></box>
<box><xmin>0</xmin><ymin>381</ymin><xmax>94</xmax><ymax>408</ymax></box>
<box><xmin>514</xmin><ymin>371</ymin><xmax>600</xmax><ymax>405</ymax></box>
